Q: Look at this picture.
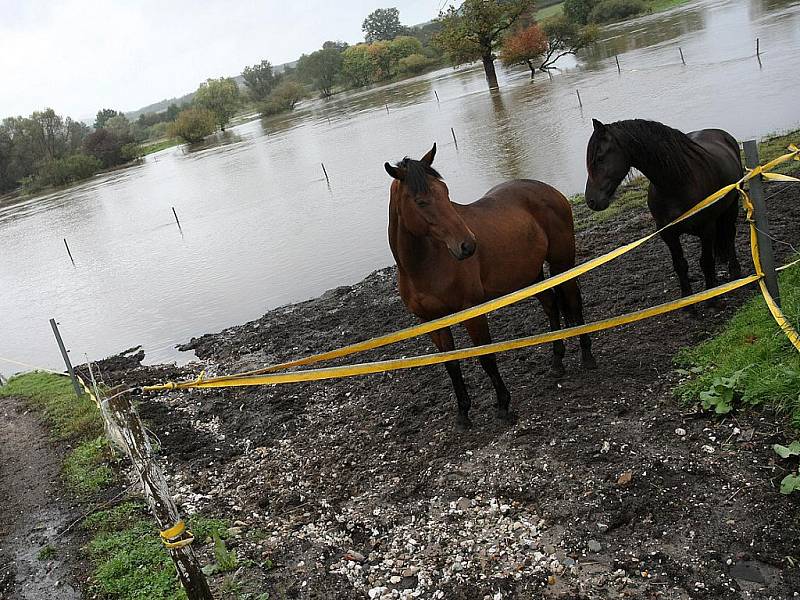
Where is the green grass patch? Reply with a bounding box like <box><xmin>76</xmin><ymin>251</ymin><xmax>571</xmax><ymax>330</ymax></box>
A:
<box><xmin>758</xmin><ymin>130</ymin><xmax>800</xmax><ymax>176</ymax></box>
<box><xmin>63</xmin><ymin>436</ymin><xmax>115</xmax><ymax>495</ymax></box>
<box><xmin>0</xmin><ymin>372</ymin><xmax>102</xmax><ymax>441</ymax></box>
<box><xmin>570</xmin><ymin>176</ymin><xmax>650</xmax><ymax>232</ymax></box>
<box><xmin>536</xmin><ymin>2</ymin><xmax>564</xmax><ymax>20</ymax></box>
<box><xmin>676</xmin><ymin>264</ymin><xmax>800</xmax><ymax>426</ymax></box>
<box><xmin>37</xmin><ymin>545</ymin><xmax>57</xmax><ymax>560</ymax></box>
<box><xmin>647</xmin><ymin>0</ymin><xmax>691</xmax><ymax>13</ymax></box>
<box><xmin>140</xmin><ymin>138</ymin><xmax>182</xmax><ymax>156</ymax></box>
<box><xmin>83</xmin><ymin>502</ymin><xmax>231</xmax><ymax>600</ymax></box>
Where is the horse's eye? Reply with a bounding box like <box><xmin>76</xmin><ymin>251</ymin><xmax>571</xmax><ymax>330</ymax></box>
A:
<box><xmin>415</xmin><ymin>197</ymin><xmax>430</xmax><ymax>207</ymax></box>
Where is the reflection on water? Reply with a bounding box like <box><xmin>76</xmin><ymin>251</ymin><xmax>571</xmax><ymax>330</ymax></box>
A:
<box><xmin>1</xmin><ymin>0</ymin><xmax>799</xmax><ymax>372</ymax></box>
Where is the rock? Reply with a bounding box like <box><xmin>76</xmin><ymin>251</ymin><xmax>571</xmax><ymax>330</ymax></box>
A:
<box><xmin>225</xmin><ymin>526</ymin><xmax>243</xmax><ymax>537</ymax></box>
<box><xmin>675</xmin><ymin>428</ymin><xmax>686</xmax><ymax>436</ymax></box>
<box><xmin>344</xmin><ymin>550</ymin><xmax>365</xmax><ymax>563</ymax></box>
<box><xmin>587</xmin><ymin>540</ymin><xmax>602</xmax><ymax>552</ymax></box>
<box><xmin>389</xmin><ymin>575</ymin><xmax>402</xmax><ymax>584</ymax></box>
<box><xmin>617</xmin><ymin>470</ymin><xmax>633</xmax><ymax>486</ymax></box>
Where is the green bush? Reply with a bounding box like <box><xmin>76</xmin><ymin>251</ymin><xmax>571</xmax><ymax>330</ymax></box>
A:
<box><xmin>398</xmin><ymin>53</ymin><xmax>433</xmax><ymax>74</ymax></box>
<box><xmin>588</xmin><ymin>0</ymin><xmax>646</xmax><ymax>23</ymax></box>
<box><xmin>564</xmin><ymin>0</ymin><xmax>597</xmax><ymax>24</ymax></box>
<box><xmin>167</xmin><ymin>107</ymin><xmax>217</xmax><ymax>143</ymax></box>
<box><xmin>34</xmin><ymin>154</ymin><xmax>103</xmax><ymax>188</ymax></box>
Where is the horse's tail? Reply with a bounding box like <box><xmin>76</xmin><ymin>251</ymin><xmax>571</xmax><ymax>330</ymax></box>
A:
<box><xmin>714</xmin><ymin>193</ymin><xmax>738</xmax><ymax>263</ymax></box>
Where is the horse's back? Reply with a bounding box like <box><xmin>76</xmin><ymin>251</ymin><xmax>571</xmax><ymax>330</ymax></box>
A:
<box><xmin>687</xmin><ymin>128</ymin><xmax>743</xmax><ymax>181</ymax></box>
<box><xmin>462</xmin><ymin>179</ymin><xmax>573</xmax><ymax>231</ymax></box>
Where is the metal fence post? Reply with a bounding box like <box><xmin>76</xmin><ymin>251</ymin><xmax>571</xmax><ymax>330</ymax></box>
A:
<box><xmin>742</xmin><ymin>139</ymin><xmax>780</xmax><ymax>306</ymax></box>
<box><xmin>50</xmin><ymin>318</ymin><xmax>82</xmax><ymax>398</ymax></box>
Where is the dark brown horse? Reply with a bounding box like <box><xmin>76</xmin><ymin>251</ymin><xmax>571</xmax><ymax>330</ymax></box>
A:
<box><xmin>584</xmin><ymin>119</ymin><xmax>742</xmax><ymax>297</ymax></box>
<box><xmin>385</xmin><ymin>144</ymin><xmax>596</xmax><ymax>429</ymax></box>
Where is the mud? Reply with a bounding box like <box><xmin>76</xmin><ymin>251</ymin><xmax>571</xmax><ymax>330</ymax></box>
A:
<box><xmin>0</xmin><ymin>397</ymin><xmax>82</xmax><ymax>600</ymax></box>
<box><xmin>75</xmin><ymin>175</ymin><xmax>800</xmax><ymax>599</ymax></box>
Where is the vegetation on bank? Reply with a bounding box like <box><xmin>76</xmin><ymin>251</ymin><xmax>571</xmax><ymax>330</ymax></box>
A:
<box><xmin>0</xmin><ymin>371</ymin><xmax>235</xmax><ymax>597</ymax></box>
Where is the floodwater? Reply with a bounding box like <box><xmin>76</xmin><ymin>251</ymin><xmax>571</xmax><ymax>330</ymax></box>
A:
<box><xmin>1</xmin><ymin>0</ymin><xmax>799</xmax><ymax>372</ymax></box>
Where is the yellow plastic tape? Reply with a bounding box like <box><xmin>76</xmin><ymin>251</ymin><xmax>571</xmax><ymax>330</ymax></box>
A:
<box><xmin>147</xmin><ymin>275</ymin><xmax>759</xmax><ymax>390</ymax></box>
<box><xmin>141</xmin><ymin>144</ymin><xmax>800</xmax><ymax>392</ymax></box>
<box><xmin>160</xmin><ymin>520</ymin><xmax>195</xmax><ymax>549</ymax></box>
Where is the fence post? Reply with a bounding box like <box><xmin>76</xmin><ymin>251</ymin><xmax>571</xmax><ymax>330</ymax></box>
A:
<box><xmin>105</xmin><ymin>391</ymin><xmax>213</xmax><ymax>600</ymax></box>
<box><xmin>50</xmin><ymin>319</ymin><xmax>82</xmax><ymax>399</ymax></box>
<box><xmin>743</xmin><ymin>139</ymin><xmax>780</xmax><ymax>306</ymax></box>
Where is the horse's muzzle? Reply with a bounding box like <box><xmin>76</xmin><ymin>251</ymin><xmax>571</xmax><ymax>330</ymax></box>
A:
<box><xmin>451</xmin><ymin>239</ymin><xmax>476</xmax><ymax>261</ymax></box>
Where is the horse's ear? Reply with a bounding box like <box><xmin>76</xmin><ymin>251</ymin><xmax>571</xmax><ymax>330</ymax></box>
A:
<box><xmin>592</xmin><ymin>119</ymin><xmax>606</xmax><ymax>134</ymax></box>
<box><xmin>420</xmin><ymin>143</ymin><xmax>436</xmax><ymax>166</ymax></box>
<box><xmin>385</xmin><ymin>162</ymin><xmax>402</xmax><ymax>180</ymax></box>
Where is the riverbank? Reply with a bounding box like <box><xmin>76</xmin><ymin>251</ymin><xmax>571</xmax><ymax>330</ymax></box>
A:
<box><xmin>75</xmin><ymin>147</ymin><xmax>800</xmax><ymax>598</ymax></box>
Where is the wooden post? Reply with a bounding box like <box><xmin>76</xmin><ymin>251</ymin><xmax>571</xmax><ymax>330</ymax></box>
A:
<box><xmin>615</xmin><ymin>55</ymin><xmax>621</xmax><ymax>74</ymax></box>
<box><xmin>171</xmin><ymin>207</ymin><xmax>182</xmax><ymax>230</ymax></box>
<box><xmin>105</xmin><ymin>391</ymin><xmax>212</xmax><ymax>600</ymax></box>
<box><xmin>576</xmin><ymin>89</ymin><xmax>583</xmax><ymax>107</ymax></box>
<box><xmin>743</xmin><ymin>140</ymin><xmax>780</xmax><ymax>306</ymax></box>
<box><xmin>434</xmin><ymin>90</ymin><xmax>440</xmax><ymax>103</ymax></box>
<box><xmin>450</xmin><ymin>127</ymin><xmax>458</xmax><ymax>149</ymax></box>
<box><xmin>385</xmin><ymin>103</ymin><xmax>389</xmax><ymax>114</ymax></box>
<box><xmin>679</xmin><ymin>47</ymin><xmax>686</xmax><ymax>65</ymax></box>
<box><xmin>321</xmin><ymin>162</ymin><xmax>330</xmax><ymax>184</ymax></box>
<box><xmin>50</xmin><ymin>319</ymin><xmax>82</xmax><ymax>399</ymax></box>
<box><xmin>756</xmin><ymin>37</ymin><xmax>760</xmax><ymax>56</ymax></box>
<box><xmin>64</xmin><ymin>238</ymin><xmax>75</xmax><ymax>266</ymax></box>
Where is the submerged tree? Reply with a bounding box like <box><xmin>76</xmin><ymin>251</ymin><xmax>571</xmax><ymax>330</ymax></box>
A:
<box><xmin>297</xmin><ymin>48</ymin><xmax>343</xmax><ymax>97</ymax></box>
<box><xmin>501</xmin><ymin>23</ymin><xmax>548</xmax><ymax>78</ymax></box>
<box><xmin>538</xmin><ymin>16</ymin><xmax>598</xmax><ymax>71</ymax></box>
<box><xmin>168</xmin><ymin>107</ymin><xmax>217</xmax><ymax>143</ymax></box>
<box><xmin>193</xmin><ymin>78</ymin><xmax>240</xmax><ymax>130</ymax></box>
<box><xmin>434</xmin><ymin>0</ymin><xmax>535</xmax><ymax>89</ymax></box>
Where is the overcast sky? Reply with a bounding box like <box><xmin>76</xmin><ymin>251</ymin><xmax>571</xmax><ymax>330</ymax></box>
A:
<box><xmin>0</xmin><ymin>0</ymin><xmax>448</xmax><ymax>120</ymax></box>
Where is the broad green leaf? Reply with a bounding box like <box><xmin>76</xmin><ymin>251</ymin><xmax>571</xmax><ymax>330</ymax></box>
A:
<box><xmin>773</xmin><ymin>441</ymin><xmax>800</xmax><ymax>459</ymax></box>
<box><xmin>779</xmin><ymin>473</ymin><xmax>800</xmax><ymax>495</ymax></box>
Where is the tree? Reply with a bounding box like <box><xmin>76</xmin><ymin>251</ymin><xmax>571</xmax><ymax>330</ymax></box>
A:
<box><xmin>538</xmin><ymin>16</ymin><xmax>598</xmax><ymax>70</ymax></box>
<box><xmin>105</xmin><ymin>115</ymin><xmax>132</xmax><ymax>139</ymax></box>
<box><xmin>564</xmin><ymin>0</ymin><xmax>597</xmax><ymax>24</ymax></box>
<box><xmin>434</xmin><ymin>0</ymin><xmax>534</xmax><ymax>89</ymax></box>
<box><xmin>168</xmin><ymin>107</ymin><xmax>217</xmax><ymax>143</ymax></box>
<box><xmin>501</xmin><ymin>23</ymin><xmax>548</xmax><ymax>78</ymax></box>
<box><xmin>322</xmin><ymin>40</ymin><xmax>349</xmax><ymax>52</ymax></box>
<box><xmin>94</xmin><ymin>108</ymin><xmax>121</xmax><ymax>129</ymax></box>
<box><xmin>362</xmin><ymin>7</ymin><xmax>403</xmax><ymax>43</ymax></box>
<box><xmin>83</xmin><ymin>128</ymin><xmax>128</xmax><ymax>167</ymax></box>
<box><xmin>193</xmin><ymin>78</ymin><xmax>240</xmax><ymax>130</ymax></box>
<box><xmin>297</xmin><ymin>48</ymin><xmax>343</xmax><ymax>97</ymax></box>
<box><xmin>341</xmin><ymin>45</ymin><xmax>375</xmax><ymax>87</ymax></box>
<box><xmin>242</xmin><ymin>60</ymin><xmax>279</xmax><ymax>101</ymax></box>
<box><xmin>165</xmin><ymin>103</ymin><xmax>181</xmax><ymax>122</ymax></box>
<box><xmin>259</xmin><ymin>80</ymin><xmax>307</xmax><ymax>116</ymax></box>
<box><xmin>368</xmin><ymin>41</ymin><xmax>394</xmax><ymax>80</ymax></box>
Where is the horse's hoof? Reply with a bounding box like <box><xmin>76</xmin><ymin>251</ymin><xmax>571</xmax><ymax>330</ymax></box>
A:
<box><xmin>550</xmin><ymin>365</ymin><xmax>565</xmax><ymax>379</ymax></box>
<box><xmin>582</xmin><ymin>355</ymin><xmax>598</xmax><ymax>370</ymax></box>
<box><xmin>456</xmin><ymin>415</ymin><xmax>473</xmax><ymax>430</ymax></box>
<box><xmin>496</xmin><ymin>408</ymin><xmax>517</xmax><ymax>423</ymax></box>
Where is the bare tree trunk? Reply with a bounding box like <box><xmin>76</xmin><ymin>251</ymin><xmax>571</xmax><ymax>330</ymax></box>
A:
<box><xmin>526</xmin><ymin>60</ymin><xmax>535</xmax><ymax>79</ymax></box>
<box><xmin>482</xmin><ymin>52</ymin><xmax>499</xmax><ymax>89</ymax></box>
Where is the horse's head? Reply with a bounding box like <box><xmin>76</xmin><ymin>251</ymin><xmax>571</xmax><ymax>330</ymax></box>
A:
<box><xmin>384</xmin><ymin>143</ymin><xmax>476</xmax><ymax>261</ymax></box>
<box><xmin>585</xmin><ymin>119</ymin><xmax>631</xmax><ymax>211</ymax></box>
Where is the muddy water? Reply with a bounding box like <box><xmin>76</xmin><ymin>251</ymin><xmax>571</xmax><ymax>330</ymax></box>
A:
<box><xmin>1</xmin><ymin>0</ymin><xmax>798</xmax><ymax>371</ymax></box>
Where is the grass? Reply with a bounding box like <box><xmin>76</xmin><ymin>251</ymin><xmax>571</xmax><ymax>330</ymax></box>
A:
<box><xmin>83</xmin><ymin>501</ymin><xmax>230</xmax><ymax>600</ymax></box>
<box><xmin>647</xmin><ymin>0</ymin><xmax>692</xmax><ymax>13</ymax></box>
<box><xmin>37</xmin><ymin>545</ymin><xmax>57</xmax><ymax>560</ymax></box>
<box><xmin>676</xmin><ymin>265</ymin><xmax>800</xmax><ymax>425</ymax></box>
<box><xmin>758</xmin><ymin>130</ymin><xmax>800</xmax><ymax>176</ymax></box>
<box><xmin>0</xmin><ymin>371</ymin><xmax>101</xmax><ymax>441</ymax></box>
<box><xmin>63</xmin><ymin>436</ymin><xmax>115</xmax><ymax>495</ymax></box>
<box><xmin>536</xmin><ymin>1</ymin><xmax>564</xmax><ymax>20</ymax></box>
<box><xmin>140</xmin><ymin>138</ymin><xmax>182</xmax><ymax>156</ymax></box>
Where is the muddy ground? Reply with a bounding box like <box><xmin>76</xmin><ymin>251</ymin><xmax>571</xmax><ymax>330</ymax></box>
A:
<box><xmin>79</xmin><ymin>173</ymin><xmax>800</xmax><ymax>600</ymax></box>
<box><xmin>0</xmin><ymin>396</ymin><xmax>82</xmax><ymax>600</ymax></box>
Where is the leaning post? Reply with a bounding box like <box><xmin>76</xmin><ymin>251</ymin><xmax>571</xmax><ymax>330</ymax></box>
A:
<box><xmin>742</xmin><ymin>139</ymin><xmax>780</xmax><ymax>306</ymax></box>
<box><xmin>50</xmin><ymin>319</ymin><xmax>82</xmax><ymax>399</ymax></box>
<box><xmin>105</xmin><ymin>391</ymin><xmax>213</xmax><ymax>600</ymax></box>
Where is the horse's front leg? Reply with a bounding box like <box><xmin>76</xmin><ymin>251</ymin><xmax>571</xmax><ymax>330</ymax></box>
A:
<box><xmin>429</xmin><ymin>327</ymin><xmax>472</xmax><ymax>429</ymax></box>
<box><xmin>660</xmin><ymin>230</ymin><xmax>692</xmax><ymax>297</ymax></box>
<box><xmin>699</xmin><ymin>226</ymin><xmax>718</xmax><ymax>290</ymax></box>
<box><xmin>463</xmin><ymin>316</ymin><xmax>512</xmax><ymax>422</ymax></box>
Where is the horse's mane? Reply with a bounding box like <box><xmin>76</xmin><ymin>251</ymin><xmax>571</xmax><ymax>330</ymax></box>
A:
<box><xmin>397</xmin><ymin>157</ymin><xmax>442</xmax><ymax>195</ymax></box>
<box><xmin>590</xmin><ymin>119</ymin><xmax>712</xmax><ymax>186</ymax></box>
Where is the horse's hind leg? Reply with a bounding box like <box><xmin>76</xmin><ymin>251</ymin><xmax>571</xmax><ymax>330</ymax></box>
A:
<box><xmin>552</xmin><ymin>274</ymin><xmax>597</xmax><ymax>370</ymax></box>
<box><xmin>429</xmin><ymin>327</ymin><xmax>472</xmax><ymax>429</ymax></box>
<box><xmin>534</xmin><ymin>271</ymin><xmax>566</xmax><ymax>377</ymax></box>
<box><xmin>719</xmin><ymin>198</ymin><xmax>741</xmax><ymax>279</ymax></box>
<box><xmin>463</xmin><ymin>316</ymin><xmax>512</xmax><ymax>421</ymax></box>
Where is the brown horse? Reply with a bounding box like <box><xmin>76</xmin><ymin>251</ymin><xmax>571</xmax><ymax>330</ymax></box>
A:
<box><xmin>385</xmin><ymin>144</ymin><xmax>596</xmax><ymax>429</ymax></box>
